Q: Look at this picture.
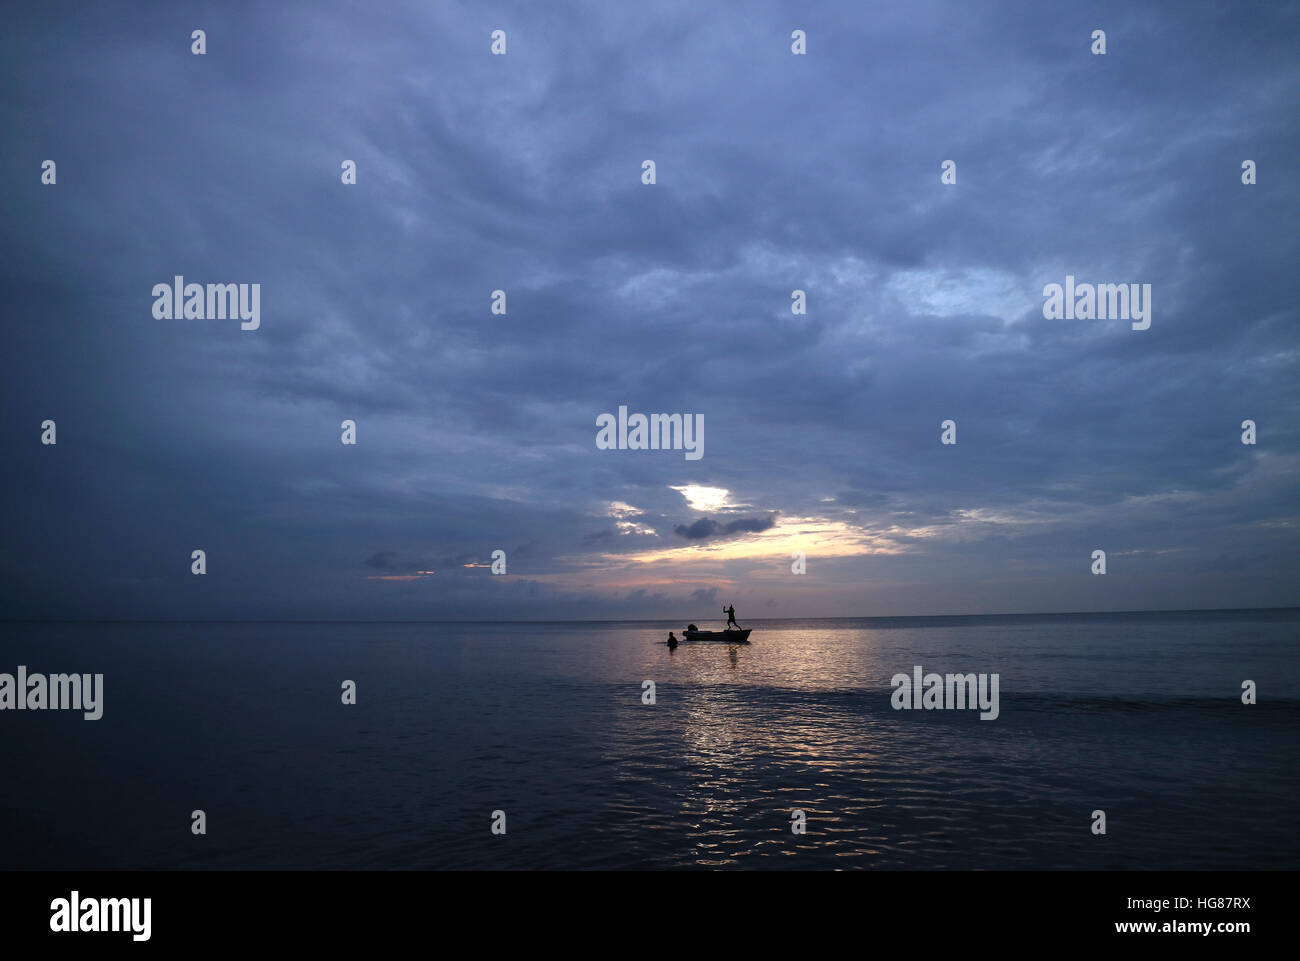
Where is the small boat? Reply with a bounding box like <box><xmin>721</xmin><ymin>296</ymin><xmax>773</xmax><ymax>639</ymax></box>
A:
<box><xmin>681</xmin><ymin>627</ymin><xmax>751</xmax><ymax>643</ymax></box>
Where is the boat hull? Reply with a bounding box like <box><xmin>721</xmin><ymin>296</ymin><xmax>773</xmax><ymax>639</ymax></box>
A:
<box><xmin>681</xmin><ymin>629</ymin><xmax>751</xmax><ymax>643</ymax></box>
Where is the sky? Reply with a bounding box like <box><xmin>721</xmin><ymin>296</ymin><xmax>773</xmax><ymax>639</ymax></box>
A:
<box><xmin>1</xmin><ymin>0</ymin><xmax>1297</xmax><ymax>620</ymax></box>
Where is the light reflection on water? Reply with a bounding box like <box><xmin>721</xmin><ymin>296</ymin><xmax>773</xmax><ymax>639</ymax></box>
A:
<box><xmin>1</xmin><ymin>613</ymin><xmax>1297</xmax><ymax>869</ymax></box>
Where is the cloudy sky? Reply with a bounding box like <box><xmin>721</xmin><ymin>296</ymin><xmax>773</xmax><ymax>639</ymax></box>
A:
<box><xmin>2</xmin><ymin>0</ymin><xmax>1297</xmax><ymax>620</ymax></box>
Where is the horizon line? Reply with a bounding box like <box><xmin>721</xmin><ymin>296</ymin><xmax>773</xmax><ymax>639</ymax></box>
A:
<box><xmin>3</xmin><ymin>605</ymin><xmax>1297</xmax><ymax>625</ymax></box>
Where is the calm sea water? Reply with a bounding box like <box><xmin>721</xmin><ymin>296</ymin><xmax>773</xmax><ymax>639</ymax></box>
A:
<box><xmin>2</xmin><ymin>610</ymin><xmax>1297</xmax><ymax>870</ymax></box>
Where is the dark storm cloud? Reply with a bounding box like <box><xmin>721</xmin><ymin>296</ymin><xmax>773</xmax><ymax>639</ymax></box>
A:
<box><xmin>0</xmin><ymin>0</ymin><xmax>1295</xmax><ymax>619</ymax></box>
<box><xmin>674</xmin><ymin>519</ymin><xmax>717</xmax><ymax>540</ymax></box>
<box><xmin>673</xmin><ymin>516</ymin><xmax>777</xmax><ymax>540</ymax></box>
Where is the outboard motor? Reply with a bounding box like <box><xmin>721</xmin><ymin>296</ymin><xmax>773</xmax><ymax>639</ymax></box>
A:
<box><xmin>686</xmin><ymin>624</ymin><xmax>697</xmax><ymax>632</ymax></box>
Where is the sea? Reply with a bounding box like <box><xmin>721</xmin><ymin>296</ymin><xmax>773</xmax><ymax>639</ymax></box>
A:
<box><xmin>2</xmin><ymin>609</ymin><xmax>1297</xmax><ymax>870</ymax></box>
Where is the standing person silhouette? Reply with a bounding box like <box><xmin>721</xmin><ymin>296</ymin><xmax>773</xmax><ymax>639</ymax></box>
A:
<box><xmin>724</xmin><ymin>604</ymin><xmax>740</xmax><ymax>629</ymax></box>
